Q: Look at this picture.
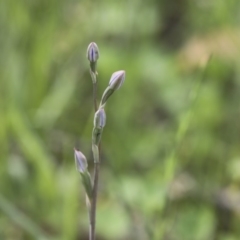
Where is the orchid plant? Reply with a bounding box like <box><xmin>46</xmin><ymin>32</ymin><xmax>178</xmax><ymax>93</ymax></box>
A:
<box><xmin>74</xmin><ymin>42</ymin><xmax>125</xmax><ymax>240</ymax></box>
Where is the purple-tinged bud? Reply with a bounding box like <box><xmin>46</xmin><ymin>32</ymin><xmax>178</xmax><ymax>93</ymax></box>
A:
<box><xmin>92</xmin><ymin>108</ymin><xmax>106</xmax><ymax>145</ymax></box>
<box><xmin>94</xmin><ymin>108</ymin><xmax>106</xmax><ymax>129</ymax></box>
<box><xmin>86</xmin><ymin>42</ymin><xmax>99</xmax><ymax>63</ymax></box>
<box><xmin>109</xmin><ymin>70</ymin><xmax>125</xmax><ymax>90</ymax></box>
<box><xmin>74</xmin><ymin>149</ymin><xmax>92</xmax><ymax>199</ymax></box>
<box><xmin>99</xmin><ymin>70</ymin><xmax>126</xmax><ymax>107</ymax></box>
<box><xmin>74</xmin><ymin>149</ymin><xmax>88</xmax><ymax>173</ymax></box>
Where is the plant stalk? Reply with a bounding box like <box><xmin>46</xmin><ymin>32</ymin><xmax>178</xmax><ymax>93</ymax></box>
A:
<box><xmin>89</xmin><ymin>72</ymin><xmax>100</xmax><ymax>240</ymax></box>
<box><xmin>92</xmin><ymin>80</ymin><xmax>98</xmax><ymax>112</ymax></box>
<box><xmin>89</xmin><ymin>160</ymin><xmax>99</xmax><ymax>240</ymax></box>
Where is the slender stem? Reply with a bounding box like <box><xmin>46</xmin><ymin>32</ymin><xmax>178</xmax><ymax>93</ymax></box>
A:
<box><xmin>92</xmin><ymin>82</ymin><xmax>98</xmax><ymax>112</ymax></box>
<box><xmin>87</xmin><ymin>197</ymin><xmax>93</xmax><ymax>240</ymax></box>
<box><xmin>90</xmin><ymin>70</ymin><xmax>98</xmax><ymax>112</ymax></box>
<box><xmin>90</xmin><ymin>160</ymin><xmax>99</xmax><ymax>240</ymax></box>
<box><xmin>89</xmin><ymin>70</ymin><xmax>100</xmax><ymax>240</ymax></box>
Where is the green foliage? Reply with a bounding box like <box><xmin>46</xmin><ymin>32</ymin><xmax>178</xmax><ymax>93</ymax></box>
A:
<box><xmin>1</xmin><ymin>0</ymin><xmax>240</xmax><ymax>239</ymax></box>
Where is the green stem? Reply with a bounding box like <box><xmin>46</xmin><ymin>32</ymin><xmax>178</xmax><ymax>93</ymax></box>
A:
<box><xmin>92</xmin><ymin>81</ymin><xmax>98</xmax><ymax>112</ymax></box>
<box><xmin>89</xmin><ymin>70</ymin><xmax>100</xmax><ymax>240</ymax></box>
<box><xmin>90</xmin><ymin>158</ymin><xmax>99</xmax><ymax>240</ymax></box>
<box><xmin>90</xmin><ymin>70</ymin><xmax>98</xmax><ymax>112</ymax></box>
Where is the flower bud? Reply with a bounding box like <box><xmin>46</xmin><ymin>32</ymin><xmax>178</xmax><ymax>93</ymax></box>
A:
<box><xmin>109</xmin><ymin>70</ymin><xmax>125</xmax><ymax>90</ymax></box>
<box><xmin>74</xmin><ymin>149</ymin><xmax>93</xmax><ymax>199</ymax></box>
<box><xmin>99</xmin><ymin>70</ymin><xmax>125</xmax><ymax>107</ymax></box>
<box><xmin>74</xmin><ymin>149</ymin><xmax>88</xmax><ymax>173</ymax></box>
<box><xmin>94</xmin><ymin>108</ymin><xmax>106</xmax><ymax>129</ymax></box>
<box><xmin>86</xmin><ymin>42</ymin><xmax>99</xmax><ymax>63</ymax></box>
<box><xmin>92</xmin><ymin>108</ymin><xmax>106</xmax><ymax>145</ymax></box>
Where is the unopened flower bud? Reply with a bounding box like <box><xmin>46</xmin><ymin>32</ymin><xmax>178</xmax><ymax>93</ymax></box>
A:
<box><xmin>92</xmin><ymin>108</ymin><xmax>106</xmax><ymax>145</ymax></box>
<box><xmin>74</xmin><ymin>149</ymin><xmax>88</xmax><ymax>173</ymax></box>
<box><xmin>86</xmin><ymin>42</ymin><xmax>99</xmax><ymax>63</ymax></box>
<box><xmin>99</xmin><ymin>70</ymin><xmax>125</xmax><ymax>107</ymax></box>
<box><xmin>74</xmin><ymin>149</ymin><xmax>93</xmax><ymax>199</ymax></box>
<box><xmin>94</xmin><ymin>108</ymin><xmax>106</xmax><ymax>129</ymax></box>
<box><xmin>109</xmin><ymin>70</ymin><xmax>125</xmax><ymax>90</ymax></box>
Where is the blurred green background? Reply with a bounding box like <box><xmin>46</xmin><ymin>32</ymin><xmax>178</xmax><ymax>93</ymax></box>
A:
<box><xmin>1</xmin><ymin>0</ymin><xmax>240</xmax><ymax>239</ymax></box>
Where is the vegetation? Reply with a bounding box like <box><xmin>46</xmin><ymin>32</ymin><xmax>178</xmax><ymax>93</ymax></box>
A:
<box><xmin>1</xmin><ymin>0</ymin><xmax>240</xmax><ymax>239</ymax></box>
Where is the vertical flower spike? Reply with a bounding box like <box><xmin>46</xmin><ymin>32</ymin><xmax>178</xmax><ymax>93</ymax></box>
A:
<box><xmin>100</xmin><ymin>70</ymin><xmax>125</xmax><ymax>107</ymax></box>
<box><xmin>86</xmin><ymin>42</ymin><xmax>99</xmax><ymax>77</ymax></box>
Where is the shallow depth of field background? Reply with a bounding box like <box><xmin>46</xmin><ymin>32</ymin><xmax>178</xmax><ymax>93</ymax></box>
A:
<box><xmin>1</xmin><ymin>0</ymin><xmax>240</xmax><ymax>240</ymax></box>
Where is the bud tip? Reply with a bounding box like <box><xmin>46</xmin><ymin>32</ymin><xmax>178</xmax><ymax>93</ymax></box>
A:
<box><xmin>109</xmin><ymin>70</ymin><xmax>125</xmax><ymax>90</ymax></box>
<box><xmin>94</xmin><ymin>108</ymin><xmax>106</xmax><ymax>128</ymax></box>
<box><xmin>86</xmin><ymin>42</ymin><xmax>99</xmax><ymax>63</ymax></box>
<box><xmin>74</xmin><ymin>149</ymin><xmax>88</xmax><ymax>173</ymax></box>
